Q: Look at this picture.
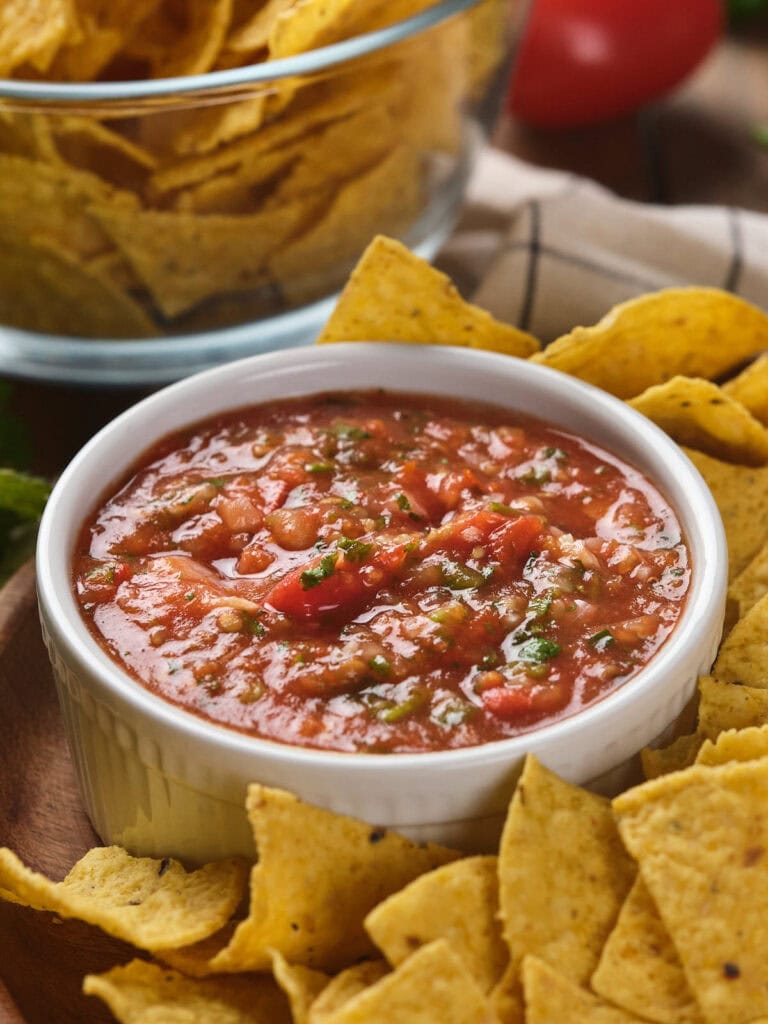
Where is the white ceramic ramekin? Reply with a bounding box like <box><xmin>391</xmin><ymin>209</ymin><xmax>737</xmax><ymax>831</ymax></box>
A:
<box><xmin>37</xmin><ymin>345</ymin><xmax>727</xmax><ymax>862</ymax></box>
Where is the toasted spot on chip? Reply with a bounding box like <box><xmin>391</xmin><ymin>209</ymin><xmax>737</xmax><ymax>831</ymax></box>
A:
<box><xmin>316</xmin><ymin>235</ymin><xmax>539</xmax><ymax>356</ymax></box>
<box><xmin>0</xmin><ymin>0</ymin><xmax>73</xmax><ymax>77</ymax></box>
<box><xmin>270</xmin><ymin>950</ymin><xmax>330</xmax><ymax>1024</ymax></box>
<box><xmin>91</xmin><ymin>199</ymin><xmax>317</xmax><ymax>318</ymax></box>
<box><xmin>683</xmin><ymin>447</ymin><xmax>768</xmax><ymax>581</ymax></box>
<box><xmin>523</xmin><ymin>956</ymin><xmax>649</xmax><ymax>1024</ymax></box>
<box><xmin>713</xmin><ymin>592</ymin><xmax>768</xmax><ymax>688</ymax></box>
<box><xmin>613</xmin><ymin>758</ymin><xmax>768</xmax><ymax>1024</ymax></box>
<box><xmin>84</xmin><ymin>959</ymin><xmax>291</xmax><ymax>1023</ymax></box>
<box><xmin>365</xmin><ymin>855</ymin><xmax>507</xmax><ymax>994</ymax></box>
<box><xmin>208</xmin><ymin>785</ymin><xmax>459</xmax><ymax>973</ymax></box>
<box><xmin>531</xmin><ymin>289</ymin><xmax>768</xmax><ymax>400</ymax></box>
<box><xmin>698</xmin><ymin>675</ymin><xmax>768</xmax><ymax>740</ymax></box>
<box><xmin>307</xmin><ymin>939</ymin><xmax>494</xmax><ymax>1024</ymax></box>
<box><xmin>591</xmin><ymin>877</ymin><xmax>704</xmax><ymax>1023</ymax></box>
<box><xmin>723</xmin><ymin>353</ymin><xmax>768</xmax><ymax>427</ymax></box>
<box><xmin>308</xmin><ymin>960</ymin><xmax>390</xmax><ymax>1023</ymax></box>
<box><xmin>728</xmin><ymin>540</ymin><xmax>768</xmax><ymax>620</ymax></box>
<box><xmin>0</xmin><ymin>846</ymin><xmax>247</xmax><ymax>951</ymax></box>
<box><xmin>697</xmin><ymin>724</ymin><xmax>768</xmax><ymax>767</ymax></box>
<box><xmin>629</xmin><ymin>376</ymin><xmax>768</xmax><ymax>466</ymax></box>
<box><xmin>271</xmin><ymin>149</ymin><xmax>422</xmax><ymax>308</ymax></box>
<box><xmin>641</xmin><ymin>731</ymin><xmax>704</xmax><ymax>780</ymax></box>
<box><xmin>493</xmin><ymin>756</ymin><xmax>635</xmax><ymax>1024</ymax></box>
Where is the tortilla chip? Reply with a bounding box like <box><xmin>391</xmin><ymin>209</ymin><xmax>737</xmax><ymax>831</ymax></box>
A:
<box><xmin>228</xmin><ymin>0</ymin><xmax>296</xmax><ymax>52</ymax></box>
<box><xmin>0</xmin><ymin>846</ymin><xmax>247</xmax><ymax>951</ymax></box>
<box><xmin>629</xmin><ymin>377</ymin><xmax>768</xmax><ymax>466</ymax></box>
<box><xmin>91</xmin><ymin>198</ymin><xmax>318</xmax><ymax>318</ymax></box>
<box><xmin>308</xmin><ymin>939</ymin><xmax>494</xmax><ymax>1024</ymax></box>
<box><xmin>728</xmin><ymin>539</ymin><xmax>768</xmax><ymax>620</ymax></box>
<box><xmin>269</xmin><ymin>0</ymin><xmax>436</xmax><ymax>58</ymax></box>
<box><xmin>0</xmin><ymin>232</ymin><xmax>157</xmax><ymax>338</ymax></box>
<box><xmin>51</xmin><ymin>0</ymin><xmax>159</xmax><ymax>81</ymax></box>
<box><xmin>614</xmin><ymin>759</ymin><xmax>768</xmax><ymax>1024</ymax></box>
<box><xmin>271</xmin><ymin>149</ymin><xmax>422</xmax><ymax>307</ymax></box>
<box><xmin>722</xmin><ymin>353</ymin><xmax>768</xmax><ymax>427</ymax></box>
<box><xmin>173</xmin><ymin>145</ymin><xmax>300</xmax><ymax>215</ymax></box>
<box><xmin>641</xmin><ymin>731</ymin><xmax>704</xmax><ymax>781</ymax></box>
<box><xmin>316</xmin><ymin>235</ymin><xmax>539</xmax><ymax>355</ymax></box>
<box><xmin>142</xmin><ymin>0</ymin><xmax>234</xmax><ymax>79</ymax></box>
<box><xmin>697</xmin><ymin>724</ymin><xmax>768</xmax><ymax>767</ymax></box>
<box><xmin>523</xmin><ymin>956</ymin><xmax>649</xmax><ymax>1024</ymax></box>
<box><xmin>364</xmin><ymin>855</ymin><xmax>507</xmax><ymax>994</ymax></box>
<box><xmin>157</xmin><ymin>924</ymin><xmax>237</xmax><ymax>978</ymax></box>
<box><xmin>50</xmin><ymin>116</ymin><xmax>158</xmax><ymax>191</ymax></box>
<box><xmin>713</xmin><ymin>592</ymin><xmax>768</xmax><ymax>687</ymax></box>
<box><xmin>0</xmin><ymin>153</ymin><xmax>123</xmax><ymax>260</ymax></box>
<box><xmin>698</xmin><ymin>675</ymin><xmax>768</xmax><ymax>739</ymax></box>
<box><xmin>0</xmin><ymin>0</ymin><xmax>73</xmax><ymax>76</ymax></box>
<box><xmin>683</xmin><ymin>447</ymin><xmax>768</xmax><ymax>581</ymax></box>
<box><xmin>492</xmin><ymin>756</ymin><xmax>635</xmax><ymax>1024</ymax></box>
<box><xmin>208</xmin><ymin>785</ymin><xmax>459</xmax><ymax>973</ymax></box>
<box><xmin>169</xmin><ymin>97</ymin><xmax>269</xmax><ymax>158</ymax></box>
<box><xmin>531</xmin><ymin>289</ymin><xmax>768</xmax><ymax>400</ymax></box>
<box><xmin>591</xmin><ymin>876</ymin><xmax>704</xmax><ymax>1024</ymax></box>
<box><xmin>308</xmin><ymin>961</ymin><xmax>389</xmax><ymax>1023</ymax></box>
<box><xmin>0</xmin><ymin>110</ymin><xmax>60</xmax><ymax>162</ymax></box>
<box><xmin>270</xmin><ymin>950</ymin><xmax>329</xmax><ymax>1024</ymax></box>
<box><xmin>83</xmin><ymin>959</ymin><xmax>291</xmax><ymax>1024</ymax></box>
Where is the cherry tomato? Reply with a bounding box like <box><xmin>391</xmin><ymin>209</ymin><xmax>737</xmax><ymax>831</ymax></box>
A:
<box><xmin>509</xmin><ymin>0</ymin><xmax>724</xmax><ymax>127</ymax></box>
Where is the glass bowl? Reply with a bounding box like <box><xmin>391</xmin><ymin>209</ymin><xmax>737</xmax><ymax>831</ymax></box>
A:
<box><xmin>0</xmin><ymin>0</ymin><xmax>528</xmax><ymax>386</ymax></box>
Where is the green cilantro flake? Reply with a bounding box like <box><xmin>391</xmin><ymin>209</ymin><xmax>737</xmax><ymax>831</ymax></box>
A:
<box><xmin>338</xmin><ymin>536</ymin><xmax>373</xmax><ymax>562</ymax></box>
<box><xmin>588</xmin><ymin>628</ymin><xmax>615</xmax><ymax>651</ymax></box>
<box><xmin>368</xmin><ymin>654</ymin><xmax>391</xmax><ymax>676</ymax></box>
<box><xmin>300</xmin><ymin>553</ymin><xmax>338</xmax><ymax>590</ymax></box>
<box><xmin>395</xmin><ymin>492</ymin><xmax>411</xmax><ymax>511</ymax></box>
<box><xmin>516</xmin><ymin>636</ymin><xmax>561</xmax><ymax>663</ymax></box>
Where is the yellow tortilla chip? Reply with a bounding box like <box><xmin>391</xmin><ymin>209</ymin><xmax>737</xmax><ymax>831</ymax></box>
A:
<box><xmin>364</xmin><ymin>855</ymin><xmax>507</xmax><ymax>994</ymax></box>
<box><xmin>629</xmin><ymin>377</ymin><xmax>768</xmax><ymax>466</ymax></box>
<box><xmin>309</xmin><ymin>939</ymin><xmax>494</xmax><ymax>1024</ymax></box>
<box><xmin>84</xmin><ymin>959</ymin><xmax>291</xmax><ymax>1024</ymax></box>
<box><xmin>728</xmin><ymin>539</ymin><xmax>768</xmax><ymax>620</ymax></box>
<box><xmin>91</xmin><ymin>198</ymin><xmax>318</xmax><ymax>318</ymax></box>
<box><xmin>0</xmin><ymin>232</ymin><xmax>157</xmax><ymax>338</ymax></box>
<box><xmin>698</xmin><ymin>675</ymin><xmax>768</xmax><ymax>739</ymax></box>
<box><xmin>157</xmin><ymin>924</ymin><xmax>237</xmax><ymax>978</ymax></box>
<box><xmin>0</xmin><ymin>846</ymin><xmax>246</xmax><ymax>951</ymax></box>
<box><xmin>51</xmin><ymin>0</ymin><xmax>159</xmax><ymax>81</ymax></box>
<box><xmin>142</xmin><ymin>0</ymin><xmax>234</xmax><ymax>79</ymax></box>
<box><xmin>271</xmin><ymin>149</ymin><xmax>422</xmax><ymax>307</ymax></box>
<box><xmin>169</xmin><ymin>97</ymin><xmax>269</xmax><ymax>158</ymax></box>
<box><xmin>0</xmin><ymin>0</ymin><xmax>73</xmax><ymax>76</ymax></box>
<box><xmin>492</xmin><ymin>756</ymin><xmax>635</xmax><ymax>1024</ymax></box>
<box><xmin>614</xmin><ymin>760</ymin><xmax>768</xmax><ymax>1024</ymax></box>
<box><xmin>173</xmin><ymin>144</ymin><xmax>300</xmax><ymax>215</ymax></box>
<box><xmin>523</xmin><ymin>956</ymin><xmax>649</xmax><ymax>1024</ymax></box>
<box><xmin>531</xmin><ymin>289</ymin><xmax>768</xmax><ymax>400</ymax></box>
<box><xmin>683</xmin><ymin>447</ymin><xmax>768</xmax><ymax>581</ymax></box>
<box><xmin>208</xmin><ymin>785</ymin><xmax>459</xmax><ymax>973</ymax></box>
<box><xmin>697</xmin><ymin>724</ymin><xmax>768</xmax><ymax>767</ymax></box>
<box><xmin>641</xmin><ymin>731</ymin><xmax>703</xmax><ymax>781</ymax></box>
<box><xmin>50</xmin><ymin>116</ymin><xmax>158</xmax><ymax>191</ymax></box>
<box><xmin>308</xmin><ymin>961</ymin><xmax>389</xmax><ymax>1023</ymax></box>
<box><xmin>713</xmin><ymin>592</ymin><xmax>768</xmax><ymax>687</ymax></box>
<box><xmin>227</xmin><ymin>0</ymin><xmax>296</xmax><ymax>53</ymax></box>
<box><xmin>0</xmin><ymin>111</ymin><xmax>59</xmax><ymax>163</ymax></box>
<box><xmin>722</xmin><ymin>353</ymin><xmax>768</xmax><ymax>427</ymax></box>
<box><xmin>270</xmin><ymin>950</ymin><xmax>329</xmax><ymax>1024</ymax></box>
<box><xmin>316</xmin><ymin>235</ymin><xmax>539</xmax><ymax>355</ymax></box>
<box><xmin>591</xmin><ymin>877</ymin><xmax>704</xmax><ymax>1024</ymax></box>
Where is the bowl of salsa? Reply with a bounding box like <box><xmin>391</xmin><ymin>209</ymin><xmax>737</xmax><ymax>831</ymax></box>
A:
<box><xmin>37</xmin><ymin>344</ymin><xmax>727</xmax><ymax>861</ymax></box>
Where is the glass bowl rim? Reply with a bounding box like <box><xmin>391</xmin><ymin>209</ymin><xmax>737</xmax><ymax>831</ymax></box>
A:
<box><xmin>0</xmin><ymin>0</ymin><xmax>486</xmax><ymax>104</ymax></box>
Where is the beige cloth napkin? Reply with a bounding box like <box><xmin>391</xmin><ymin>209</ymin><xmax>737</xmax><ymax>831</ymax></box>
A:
<box><xmin>439</xmin><ymin>147</ymin><xmax>768</xmax><ymax>343</ymax></box>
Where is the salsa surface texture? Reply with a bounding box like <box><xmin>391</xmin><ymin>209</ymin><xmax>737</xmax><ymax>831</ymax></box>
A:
<box><xmin>73</xmin><ymin>391</ymin><xmax>690</xmax><ymax>753</ymax></box>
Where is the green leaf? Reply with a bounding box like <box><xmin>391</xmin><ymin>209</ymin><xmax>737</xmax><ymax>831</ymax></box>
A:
<box><xmin>337</xmin><ymin>536</ymin><xmax>373</xmax><ymax>562</ymax></box>
<box><xmin>300</xmin><ymin>553</ymin><xmax>338</xmax><ymax>590</ymax></box>
<box><xmin>516</xmin><ymin>636</ymin><xmax>561</xmax><ymax>663</ymax></box>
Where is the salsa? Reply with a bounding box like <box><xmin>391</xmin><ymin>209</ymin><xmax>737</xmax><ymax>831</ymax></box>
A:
<box><xmin>73</xmin><ymin>391</ymin><xmax>690</xmax><ymax>753</ymax></box>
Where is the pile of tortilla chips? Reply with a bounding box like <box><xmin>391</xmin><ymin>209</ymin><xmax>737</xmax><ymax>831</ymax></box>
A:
<box><xmin>0</xmin><ymin>0</ymin><xmax>511</xmax><ymax>338</ymax></box>
<box><xmin>6</xmin><ymin>748</ymin><xmax>768</xmax><ymax>1023</ymax></box>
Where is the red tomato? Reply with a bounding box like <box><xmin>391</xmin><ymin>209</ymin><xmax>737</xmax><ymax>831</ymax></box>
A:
<box><xmin>509</xmin><ymin>0</ymin><xmax>723</xmax><ymax>127</ymax></box>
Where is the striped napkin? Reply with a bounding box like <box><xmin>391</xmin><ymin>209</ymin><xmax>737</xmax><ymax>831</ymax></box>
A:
<box><xmin>439</xmin><ymin>147</ymin><xmax>768</xmax><ymax>343</ymax></box>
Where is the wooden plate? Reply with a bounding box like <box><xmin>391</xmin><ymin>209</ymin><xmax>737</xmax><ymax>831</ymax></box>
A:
<box><xmin>0</xmin><ymin>561</ymin><xmax>137</xmax><ymax>1024</ymax></box>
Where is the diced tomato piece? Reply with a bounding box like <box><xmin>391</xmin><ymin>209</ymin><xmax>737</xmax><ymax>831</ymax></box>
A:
<box><xmin>266</xmin><ymin>556</ymin><xmax>372</xmax><ymax>620</ymax></box>
<box><xmin>114</xmin><ymin>561</ymin><xmax>133</xmax><ymax>585</ymax></box>
<box><xmin>481</xmin><ymin>687</ymin><xmax>535</xmax><ymax>718</ymax></box>
<box><xmin>487</xmin><ymin>514</ymin><xmax>543</xmax><ymax>565</ymax></box>
<box><xmin>374</xmin><ymin>542</ymin><xmax>412</xmax><ymax>574</ymax></box>
<box><xmin>395</xmin><ymin>461</ymin><xmax>444</xmax><ymax>520</ymax></box>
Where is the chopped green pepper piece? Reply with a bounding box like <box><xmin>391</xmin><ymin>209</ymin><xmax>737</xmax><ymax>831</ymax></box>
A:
<box><xmin>306</xmin><ymin>461</ymin><xmax>335</xmax><ymax>473</ymax></box>
<box><xmin>441</xmin><ymin>560</ymin><xmax>485</xmax><ymax>590</ymax></box>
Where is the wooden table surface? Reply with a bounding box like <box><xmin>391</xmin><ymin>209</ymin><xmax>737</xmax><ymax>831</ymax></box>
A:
<box><xmin>9</xmin><ymin>15</ymin><xmax>768</xmax><ymax>476</ymax></box>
